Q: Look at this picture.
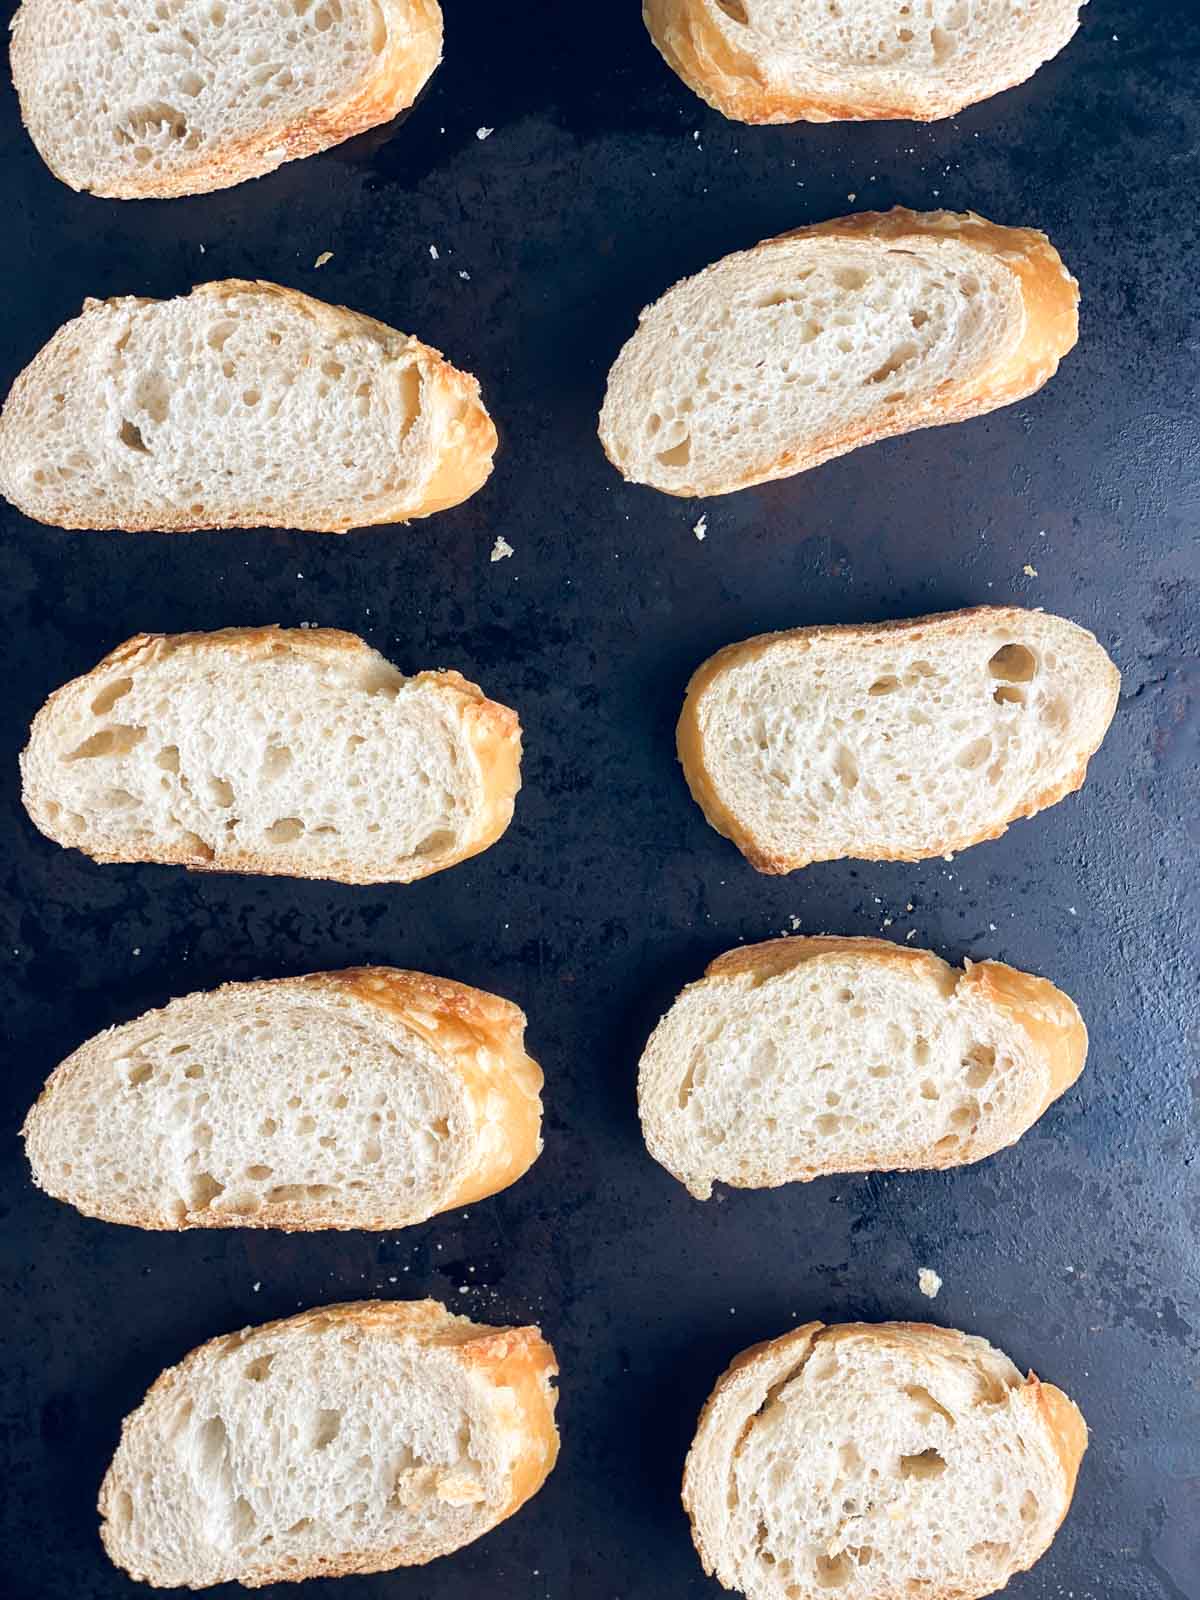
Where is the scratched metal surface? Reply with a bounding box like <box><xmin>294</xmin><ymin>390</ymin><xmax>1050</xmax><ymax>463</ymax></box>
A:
<box><xmin>0</xmin><ymin>2</ymin><xmax>1197</xmax><ymax>1597</ymax></box>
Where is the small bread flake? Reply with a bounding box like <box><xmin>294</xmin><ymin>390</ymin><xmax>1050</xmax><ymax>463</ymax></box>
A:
<box><xmin>313</xmin><ymin>251</ymin><xmax>334</xmax><ymax>269</ymax></box>
<box><xmin>458</xmin><ymin>270</ymin><xmax>471</xmax><ymax>281</ymax></box>
<box><xmin>918</xmin><ymin>1267</ymin><xmax>942</xmax><ymax>1299</ymax></box>
<box><xmin>1023</xmin><ymin>563</ymin><xmax>1038</xmax><ymax>577</ymax></box>
<box><xmin>476</xmin><ymin>126</ymin><xmax>494</xmax><ymax>140</ymax></box>
<box><xmin>490</xmin><ymin>536</ymin><xmax>514</xmax><ymax>563</ymax></box>
<box><xmin>693</xmin><ymin>515</ymin><xmax>708</xmax><ymax>541</ymax></box>
<box><xmin>429</xmin><ymin>244</ymin><xmax>439</xmax><ymax>260</ymax></box>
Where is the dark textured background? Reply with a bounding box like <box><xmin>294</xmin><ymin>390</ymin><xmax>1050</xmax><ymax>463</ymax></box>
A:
<box><xmin>1</xmin><ymin>2</ymin><xmax>1197</xmax><ymax>1596</ymax></box>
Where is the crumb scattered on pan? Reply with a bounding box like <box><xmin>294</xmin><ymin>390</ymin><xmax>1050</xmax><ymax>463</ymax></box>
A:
<box><xmin>476</xmin><ymin>126</ymin><xmax>494</xmax><ymax>140</ymax></box>
<box><xmin>458</xmin><ymin>270</ymin><xmax>471</xmax><ymax>281</ymax></box>
<box><xmin>313</xmin><ymin>251</ymin><xmax>334</xmax><ymax>269</ymax></box>
<box><xmin>252</xmin><ymin>1281</ymin><xmax>261</xmax><ymax>1293</ymax></box>
<box><xmin>905</xmin><ymin>929</ymin><xmax>918</xmax><ymax>941</ymax></box>
<box><xmin>429</xmin><ymin>244</ymin><xmax>439</xmax><ymax>260</ymax></box>
<box><xmin>1023</xmin><ymin>563</ymin><xmax>1038</xmax><ymax>577</ymax></box>
<box><xmin>918</xmin><ymin>1267</ymin><xmax>942</xmax><ymax>1299</ymax></box>
<box><xmin>693</xmin><ymin>515</ymin><xmax>707</xmax><ymax>541</ymax></box>
<box><xmin>491</xmin><ymin>536</ymin><xmax>514</xmax><ymax>563</ymax></box>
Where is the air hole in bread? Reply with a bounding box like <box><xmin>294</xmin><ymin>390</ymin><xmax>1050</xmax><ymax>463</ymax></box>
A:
<box><xmin>180</xmin><ymin>830</ymin><xmax>215</xmax><ymax>861</ymax></box>
<box><xmin>91</xmin><ymin>677</ymin><xmax>134</xmax><ymax>717</ymax></box>
<box><xmin>957</xmin><ymin>736</ymin><xmax>992</xmax><ymax>770</ymax></box>
<box><xmin>112</xmin><ymin>1488</ymin><xmax>133</xmax><ymax>1532</ymax></box>
<box><xmin>415</xmin><ymin>828</ymin><xmax>455</xmax><ymax>857</ymax></box>
<box><xmin>155</xmin><ymin>744</ymin><xmax>180</xmax><ymax>772</ymax></box>
<box><xmin>265</xmin><ymin>817</ymin><xmax>305</xmax><ymax>844</ymax></box>
<box><xmin>715</xmin><ymin>0</ymin><xmax>749</xmax><ymax>21</ymax></box>
<box><xmin>125</xmin><ymin>1059</ymin><xmax>154</xmax><ymax>1088</ymax></box>
<box><xmin>187</xmin><ymin>1171</ymin><xmax>225</xmax><ymax>1211</ymax></box>
<box><xmin>920</xmin><ymin>1079</ymin><xmax>940</xmax><ymax>1101</ymax></box>
<box><xmin>867</xmin><ymin>342</ymin><xmax>918</xmax><ymax>385</ymax></box>
<box><xmin>209</xmin><ymin>777</ymin><xmax>234</xmax><ymax>808</ymax></box>
<box><xmin>905</xmin><ymin>1385</ymin><xmax>956</xmax><ymax>1427</ymax></box>
<box><xmin>101</xmin><ymin>786</ymin><xmax>140</xmax><ymax>811</ymax></box>
<box><xmin>259</xmin><ymin>1117</ymin><xmax>277</xmax><ymax>1136</ymax></box>
<box><xmin>900</xmin><ymin>1447</ymin><xmax>947</xmax><ymax>1480</ymax></box>
<box><xmin>119</xmin><ymin>419</ymin><xmax>150</xmax><ymax>453</ymax></box>
<box><xmin>245</xmin><ymin>1165</ymin><xmax>273</xmax><ymax>1181</ymax></box>
<box><xmin>931</xmin><ymin>25</ymin><xmax>957</xmax><ymax>62</ymax></box>
<box><xmin>657</xmin><ymin>436</ymin><xmax>692</xmax><ymax>468</ymax></box>
<box><xmin>910</xmin><ymin>307</ymin><xmax>929</xmax><ymax>328</ymax></box>
<box><xmin>968</xmin><ymin>1540</ymin><xmax>1010</xmax><ymax>1563</ymax></box>
<box><xmin>261</xmin><ymin>744</ymin><xmax>293</xmax><ymax>782</ymax></box>
<box><xmin>833</xmin><ymin>747</ymin><xmax>859</xmax><ymax>789</ymax></box>
<box><xmin>244</xmin><ymin>1353</ymin><xmax>275</xmax><ymax>1383</ymax></box>
<box><xmin>834</xmin><ymin>267</ymin><xmax>868</xmax><ymax>291</ymax></box>
<box><xmin>964</xmin><ymin>1045</ymin><xmax>996</xmax><ymax>1087</ymax></box>
<box><xmin>989</xmin><ymin>643</ymin><xmax>1037</xmax><ymax>682</ymax></box>
<box><xmin>815</xmin><ymin>1551</ymin><xmax>853</xmax><ymax>1587</ymax></box>
<box><xmin>66</xmin><ymin>724</ymin><xmax>146</xmax><ymax>761</ymax></box>
<box><xmin>1019</xmin><ymin>1490</ymin><xmax>1040</xmax><ymax>1523</ymax></box>
<box><xmin>993</xmin><ymin>684</ymin><xmax>1026</xmax><ymax>708</ymax></box>
<box><xmin>868</xmin><ymin>675</ymin><xmax>899</xmax><ymax>696</ymax></box>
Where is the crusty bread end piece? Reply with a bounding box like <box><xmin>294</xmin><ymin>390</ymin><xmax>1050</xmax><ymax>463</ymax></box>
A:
<box><xmin>644</xmin><ymin>0</ymin><xmax>1085</xmax><ymax>124</ymax></box>
<box><xmin>678</xmin><ymin>607</ymin><xmax>1120</xmax><ymax>872</ymax></box>
<box><xmin>639</xmin><ymin>935</ymin><xmax>1087</xmax><ymax>1198</ymax></box>
<box><xmin>23</xmin><ymin>968</ymin><xmax>543</xmax><ymax>1231</ymax></box>
<box><xmin>0</xmin><ymin>281</ymin><xmax>496</xmax><ymax>533</ymax></box>
<box><xmin>11</xmin><ymin>0</ymin><xmax>444</xmax><ymax>199</ymax></box>
<box><xmin>599</xmin><ymin>208</ymin><xmax>1078</xmax><ymax>499</ymax></box>
<box><xmin>20</xmin><ymin>628</ymin><xmax>521</xmax><ymax>885</ymax></box>
<box><xmin>99</xmin><ymin>1300</ymin><xmax>560</xmax><ymax>1588</ymax></box>
<box><xmin>684</xmin><ymin>1319</ymin><xmax>1086</xmax><ymax>1600</ymax></box>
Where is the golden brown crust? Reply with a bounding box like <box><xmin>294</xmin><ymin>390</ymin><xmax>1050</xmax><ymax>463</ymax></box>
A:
<box><xmin>686</xmin><ymin>935</ymin><xmax>1086</xmax><ymax>1178</ymax></box>
<box><xmin>0</xmin><ymin>280</ymin><xmax>495</xmax><ymax>532</ymax></box>
<box><xmin>677</xmin><ymin>606</ymin><xmax>1118</xmax><ymax>872</ymax></box>
<box><xmin>643</xmin><ymin>0</ymin><xmax>1081</xmax><ymax>124</ymax></box>
<box><xmin>601</xmin><ymin>210</ymin><xmax>1078</xmax><ymax>500</ymax></box>
<box><xmin>98</xmin><ymin>1299</ymin><xmax>560</xmax><ymax>1585</ymax></box>
<box><xmin>22</xmin><ymin>967</ymin><xmax>544</xmax><ymax>1232</ymax></box>
<box><xmin>683</xmin><ymin>1320</ymin><xmax>1087</xmax><ymax>1598</ymax></box>
<box><xmin>20</xmin><ymin>628</ymin><xmax>522</xmax><ymax>885</ymax></box>
<box><xmin>14</xmin><ymin>0</ymin><xmax>444</xmax><ymax>200</ymax></box>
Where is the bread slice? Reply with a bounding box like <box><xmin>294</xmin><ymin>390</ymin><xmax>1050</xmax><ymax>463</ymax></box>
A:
<box><xmin>683</xmin><ymin>1319</ymin><xmax>1086</xmax><ymax>1600</ymax></box>
<box><xmin>98</xmin><ymin>1299</ymin><xmax>559</xmax><ymax>1588</ymax></box>
<box><xmin>20</xmin><ymin>628</ymin><xmax>521</xmax><ymax>885</ymax></box>
<box><xmin>11</xmin><ymin>0</ymin><xmax>443</xmax><ymax>199</ymax></box>
<box><xmin>598</xmin><ymin>208</ymin><xmax>1077</xmax><ymax>498</ymax></box>
<box><xmin>644</xmin><ymin>0</ymin><xmax>1084</xmax><ymax>124</ymax></box>
<box><xmin>0</xmin><ymin>280</ymin><xmax>496</xmax><ymax>533</ymax></box>
<box><xmin>638</xmin><ymin>936</ymin><xmax>1086</xmax><ymax>1199</ymax></box>
<box><xmin>23</xmin><ymin>968</ymin><xmax>543</xmax><ymax>1232</ymax></box>
<box><xmin>678</xmin><ymin>607</ymin><xmax>1119</xmax><ymax>873</ymax></box>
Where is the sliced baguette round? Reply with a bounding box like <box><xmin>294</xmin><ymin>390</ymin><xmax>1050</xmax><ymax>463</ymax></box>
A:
<box><xmin>23</xmin><ymin>968</ymin><xmax>543</xmax><ymax>1232</ymax></box>
<box><xmin>683</xmin><ymin>1319</ymin><xmax>1086</xmax><ymax>1600</ymax></box>
<box><xmin>0</xmin><ymin>280</ymin><xmax>496</xmax><ymax>533</ymax></box>
<box><xmin>11</xmin><ymin>0</ymin><xmax>443</xmax><ymax>199</ymax></box>
<box><xmin>678</xmin><ymin>606</ymin><xmax>1120</xmax><ymax>873</ymax></box>
<box><xmin>20</xmin><ymin>628</ymin><xmax>521</xmax><ymax>885</ymax></box>
<box><xmin>98</xmin><ymin>1299</ymin><xmax>560</xmax><ymax>1588</ymax></box>
<box><xmin>599</xmin><ymin>208</ymin><xmax>1078</xmax><ymax>498</ymax></box>
<box><xmin>638</xmin><ymin>935</ymin><xmax>1086</xmax><ymax>1199</ymax></box>
<box><xmin>644</xmin><ymin>0</ymin><xmax>1085</xmax><ymax>125</ymax></box>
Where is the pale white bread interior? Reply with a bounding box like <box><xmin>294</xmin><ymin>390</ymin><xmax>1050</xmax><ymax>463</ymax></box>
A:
<box><xmin>0</xmin><ymin>280</ymin><xmax>496</xmax><ymax>533</ymax></box>
<box><xmin>644</xmin><ymin>0</ymin><xmax>1085</xmax><ymax>124</ymax></box>
<box><xmin>23</xmin><ymin>968</ymin><xmax>543</xmax><ymax>1232</ymax></box>
<box><xmin>683</xmin><ymin>1319</ymin><xmax>1087</xmax><ymax>1600</ymax></box>
<box><xmin>20</xmin><ymin>628</ymin><xmax>522</xmax><ymax>885</ymax></box>
<box><xmin>598</xmin><ymin>208</ymin><xmax>1078</xmax><ymax>498</ymax></box>
<box><xmin>678</xmin><ymin>607</ymin><xmax>1120</xmax><ymax>873</ymax></box>
<box><xmin>638</xmin><ymin>936</ymin><xmax>1087</xmax><ymax>1199</ymax></box>
<box><xmin>10</xmin><ymin>0</ymin><xmax>443</xmax><ymax>199</ymax></box>
<box><xmin>98</xmin><ymin>1299</ymin><xmax>560</xmax><ymax>1588</ymax></box>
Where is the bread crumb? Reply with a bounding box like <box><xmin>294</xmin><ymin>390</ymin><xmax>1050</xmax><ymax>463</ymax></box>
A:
<box><xmin>252</xmin><ymin>1281</ymin><xmax>261</xmax><ymax>1292</ymax></box>
<box><xmin>429</xmin><ymin>244</ymin><xmax>439</xmax><ymax>260</ymax></box>
<box><xmin>1023</xmin><ymin>563</ymin><xmax>1038</xmax><ymax>577</ymax></box>
<box><xmin>905</xmin><ymin>929</ymin><xmax>918</xmax><ymax>941</ymax></box>
<box><xmin>918</xmin><ymin>1267</ymin><xmax>942</xmax><ymax>1299</ymax></box>
<box><xmin>458</xmin><ymin>269</ymin><xmax>471</xmax><ymax>281</ymax></box>
<box><xmin>313</xmin><ymin>251</ymin><xmax>333</xmax><ymax>269</ymax></box>
<box><xmin>789</xmin><ymin>914</ymin><xmax>801</xmax><ymax>931</ymax></box>
<box><xmin>476</xmin><ymin>126</ymin><xmax>494</xmax><ymax>140</ymax></box>
<box><xmin>693</xmin><ymin>515</ymin><xmax>707</xmax><ymax>541</ymax></box>
<box><xmin>490</xmin><ymin>536</ymin><xmax>514</xmax><ymax>563</ymax></box>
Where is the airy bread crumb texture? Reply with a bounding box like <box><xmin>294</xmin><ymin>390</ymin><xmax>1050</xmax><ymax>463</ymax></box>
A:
<box><xmin>0</xmin><ymin>281</ymin><xmax>495</xmax><ymax>532</ymax></box>
<box><xmin>20</xmin><ymin>629</ymin><xmax>522</xmax><ymax>884</ymax></box>
<box><xmin>644</xmin><ymin>0</ymin><xmax>1084</xmax><ymax>123</ymax></box>
<box><xmin>98</xmin><ymin>1301</ymin><xmax>560</xmax><ymax>1587</ymax></box>
<box><xmin>11</xmin><ymin>0</ymin><xmax>443</xmax><ymax>198</ymax></box>
<box><xmin>684</xmin><ymin>1321</ymin><xmax>1086</xmax><ymax>1600</ymax></box>
<box><xmin>679</xmin><ymin>607</ymin><xmax>1119</xmax><ymax>871</ymax></box>
<box><xmin>599</xmin><ymin>209</ymin><xmax>1077</xmax><ymax>498</ymax></box>
<box><xmin>22</xmin><ymin>970</ymin><xmax>544</xmax><ymax>1231</ymax></box>
<box><xmin>638</xmin><ymin>936</ymin><xmax>1086</xmax><ymax>1198</ymax></box>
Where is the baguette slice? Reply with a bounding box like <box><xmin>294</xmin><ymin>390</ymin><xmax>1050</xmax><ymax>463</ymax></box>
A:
<box><xmin>23</xmin><ymin>968</ymin><xmax>543</xmax><ymax>1231</ymax></box>
<box><xmin>0</xmin><ymin>280</ymin><xmax>496</xmax><ymax>532</ymax></box>
<box><xmin>20</xmin><ymin>628</ymin><xmax>521</xmax><ymax>885</ymax></box>
<box><xmin>683</xmin><ymin>1319</ymin><xmax>1086</xmax><ymax>1600</ymax></box>
<box><xmin>644</xmin><ymin>0</ymin><xmax>1085</xmax><ymax>125</ymax></box>
<box><xmin>11</xmin><ymin>0</ymin><xmax>443</xmax><ymax>199</ymax></box>
<box><xmin>599</xmin><ymin>208</ymin><xmax>1077</xmax><ymax>498</ymax></box>
<box><xmin>638</xmin><ymin>936</ymin><xmax>1086</xmax><ymax>1199</ymax></box>
<box><xmin>679</xmin><ymin>607</ymin><xmax>1120</xmax><ymax>873</ymax></box>
<box><xmin>98</xmin><ymin>1300</ymin><xmax>560</xmax><ymax>1588</ymax></box>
